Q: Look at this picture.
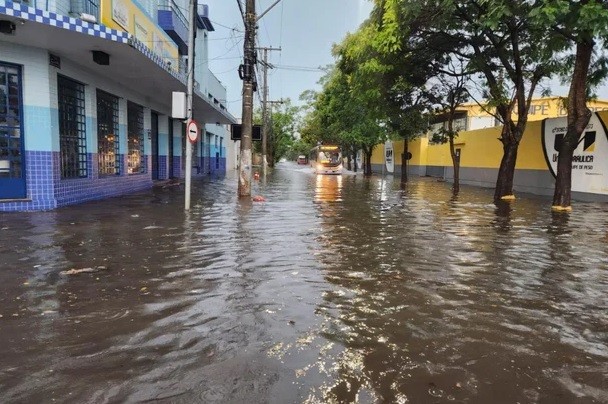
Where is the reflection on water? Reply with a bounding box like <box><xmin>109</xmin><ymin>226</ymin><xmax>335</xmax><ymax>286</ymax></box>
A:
<box><xmin>0</xmin><ymin>165</ymin><xmax>607</xmax><ymax>403</ymax></box>
<box><xmin>314</xmin><ymin>174</ymin><xmax>343</xmax><ymax>203</ymax></box>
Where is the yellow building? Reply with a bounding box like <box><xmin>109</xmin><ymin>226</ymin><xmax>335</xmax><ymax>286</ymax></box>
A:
<box><xmin>372</xmin><ymin>98</ymin><xmax>608</xmax><ymax>201</ymax></box>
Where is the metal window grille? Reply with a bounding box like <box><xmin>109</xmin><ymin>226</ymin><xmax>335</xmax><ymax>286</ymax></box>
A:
<box><xmin>96</xmin><ymin>90</ymin><xmax>119</xmax><ymax>176</ymax></box>
<box><xmin>127</xmin><ymin>101</ymin><xmax>144</xmax><ymax>174</ymax></box>
<box><xmin>58</xmin><ymin>75</ymin><xmax>87</xmax><ymax>179</ymax></box>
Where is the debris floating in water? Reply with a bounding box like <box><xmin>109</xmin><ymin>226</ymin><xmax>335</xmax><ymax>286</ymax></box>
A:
<box><xmin>60</xmin><ymin>266</ymin><xmax>106</xmax><ymax>276</ymax></box>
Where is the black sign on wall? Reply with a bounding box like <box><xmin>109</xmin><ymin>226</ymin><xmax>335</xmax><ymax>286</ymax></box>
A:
<box><xmin>231</xmin><ymin>124</ymin><xmax>262</xmax><ymax>141</ymax></box>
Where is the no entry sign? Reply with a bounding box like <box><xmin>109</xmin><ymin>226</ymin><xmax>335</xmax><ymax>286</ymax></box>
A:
<box><xmin>187</xmin><ymin>119</ymin><xmax>199</xmax><ymax>143</ymax></box>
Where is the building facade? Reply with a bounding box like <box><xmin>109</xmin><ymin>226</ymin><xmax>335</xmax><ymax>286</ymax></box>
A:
<box><xmin>372</xmin><ymin>99</ymin><xmax>608</xmax><ymax>202</ymax></box>
<box><xmin>0</xmin><ymin>0</ymin><xmax>235</xmax><ymax>211</ymax></box>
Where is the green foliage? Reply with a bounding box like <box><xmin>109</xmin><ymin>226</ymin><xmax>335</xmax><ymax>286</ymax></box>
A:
<box><xmin>254</xmin><ymin>100</ymin><xmax>300</xmax><ymax>164</ymax></box>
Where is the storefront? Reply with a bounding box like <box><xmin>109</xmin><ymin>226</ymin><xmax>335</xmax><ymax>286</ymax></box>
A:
<box><xmin>0</xmin><ymin>0</ymin><xmax>235</xmax><ymax>211</ymax></box>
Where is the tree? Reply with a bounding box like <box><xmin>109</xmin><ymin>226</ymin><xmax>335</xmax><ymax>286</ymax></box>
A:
<box><xmin>429</xmin><ymin>58</ymin><xmax>471</xmax><ymax>192</ymax></box>
<box><xmin>316</xmin><ymin>66</ymin><xmax>386</xmax><ymax>176</ymax></box>
<box><xmin>267</xmin><ymin>100</ymin><xmax>299</xmax><ymax>166</ymax></box>
<box><xmin>337</xmin><ymin>5</ymin><xmax>437</xmax><ymax>181</ymax></box>
<box><xmin>532</xmin><ymin>0</ymin><xmax>608</xmax><ymax>210</ymax></box>
<box><xmin>373</xmin><ymin>0</ymin><xmax>556</xmax><ymax>198</ymax></box>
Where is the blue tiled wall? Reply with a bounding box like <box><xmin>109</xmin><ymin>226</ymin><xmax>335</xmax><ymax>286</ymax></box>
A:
<box><xmin>172</xmin><ymin>156</ymin><xmax>182</xmax><ymax>178</ymax></box>
<box><xmin>0</xmin><ymin>151</ymin><xmax>57</xmax><ymax>211</ymax></box>
<box><xmin>54</xmin><ymin>155</ymin><xmax>152</xmax><ymax>206</ymax></box>
<box><xmin>207</xmin><ymin>157</ymin><xmax>226</xmax><ymax>175</ymax></box>
<box><xmin>158</xmin><ymin>155</ymin><xmax>168</xmax><ymax>180</ymax></box>
<box><xmin>0</xmin><ymin>150</ymin><xmax>153</xmax><ymax>212</ymax></box>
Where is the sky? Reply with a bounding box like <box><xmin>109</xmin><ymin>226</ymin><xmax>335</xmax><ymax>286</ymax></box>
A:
<box><xmin>206</xmin><ymin>0</ymin><xmax>374</xmax><ymax>118</ymax></box>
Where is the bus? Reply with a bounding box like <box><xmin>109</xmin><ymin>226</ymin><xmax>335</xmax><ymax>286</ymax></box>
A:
<box><xmin>310</xmin><ymin>145</ymin><xmax>343</xmax><ymax>175</ymax></box>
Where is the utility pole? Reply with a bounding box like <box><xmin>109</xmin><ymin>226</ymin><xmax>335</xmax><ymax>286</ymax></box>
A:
<box><xmin>238</xmin><ymin>0</ymin><xmax>256</xmax><ymax>197</ymax></box>
<box><xmin>258</xmin><ymin>46</ymin><xmax>281</xmax><ymax>175</ymax></box>
<box><xmin>184</xmin><ymin>0</ymin><xmax>196</xmax><ymax>210</ymax></box>
<box><xmin>238</xmin><ymin>0</ymin><xmax>283</xmax><ymax>196</ymax></box>
<box><xmin>266</xmin><ymin>99</ymin><xmax>283</xmax><ymax>167</ymax></box>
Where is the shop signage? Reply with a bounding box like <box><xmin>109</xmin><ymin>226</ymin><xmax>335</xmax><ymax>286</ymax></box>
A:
<box><xmin>385</xmin><ymin>141</ymin><xmax>394</xmax><ymax>173</ymax></box>
<box><xmin>542</xmin><ymin>113</ymin><xmax>608</xmax><ymax>195</ymax></box>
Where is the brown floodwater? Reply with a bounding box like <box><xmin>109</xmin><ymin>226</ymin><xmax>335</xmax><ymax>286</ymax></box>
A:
<box><xmin>0</xmin><ymin>163</ymin><xmax>607</xmax><ymax>403</ymax></box>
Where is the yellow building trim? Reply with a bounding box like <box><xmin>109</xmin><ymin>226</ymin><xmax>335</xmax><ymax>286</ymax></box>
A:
<box><xmin>459</xmin><ymin>97</ymin><xmax>608</xmax><ymax>122</ymax></box>
<box><xmin>100</xmin><ymin>0</ymin><xmax>179</xmax><ymax>61</ymax></box>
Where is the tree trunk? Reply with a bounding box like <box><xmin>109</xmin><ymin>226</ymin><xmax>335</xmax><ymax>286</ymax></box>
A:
<box><xmin>401</xmin><ymin>140</ymin><xmax>409</xmax><ymax>184</ymax></box>
<box><xmin>552</xmin><ymin>39</ymin><xmax>594</xmax><ymax>210</ymax></box>
<box><xmin>364</xmin><ymin>149</ymin><xmax>372</xmax><ymax>176</ymax></box>
<box><xmin>353</xmin><ymin>151</ymin><xmax>358</xmax><ymax>172</ymax></box>
<box><xmin>449</xmin><ymin>135</ymin><xmax>460</xmax><ymax>193</ymax></box>
<box><xmin>493</xmin><ymin>125</ymin><xmax>520</xmax><ymax>202</ymax></box>
<box><xmin>346</xmin><ymin>155</ymin><xmax>352</xmax><ymax>171</ymax></box>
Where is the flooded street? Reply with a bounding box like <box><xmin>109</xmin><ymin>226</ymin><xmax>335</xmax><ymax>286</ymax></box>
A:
<box><xmin>1</xmin><ymin>163</ymin><xmax>607</xmax><ymax>403</ymax></box>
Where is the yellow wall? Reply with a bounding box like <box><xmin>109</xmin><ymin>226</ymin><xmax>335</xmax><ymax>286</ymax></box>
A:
<box><xmin>372</xmin><ymin>105</ymin><xmax>608</xmax><ymax>174</ymax></box>
<box><xmin>373</xmin><ymin>112</ymin><xmax>608</xmax><ymax>172</ymax></box>
<box><xmin>100</xmin><ymin>0</ymin><xmax>179</xmax><ymax>61</ymax></box>
<box><xmin>460</xmin><ymin>97</ymin><xmax>608</xmax><ymax>122</ymax></box>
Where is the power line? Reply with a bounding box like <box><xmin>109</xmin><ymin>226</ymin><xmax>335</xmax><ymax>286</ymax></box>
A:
<box><xmin>274</xmin><ymin>64</ymin><xmax>326</xmax><ymax>72</ymax></box>
<box><xmin>210</xmin><ymin>20</ymin><xmax>244</xmax><ymax>32</ymax></box>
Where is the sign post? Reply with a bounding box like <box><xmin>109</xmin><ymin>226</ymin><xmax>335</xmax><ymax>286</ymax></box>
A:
<box><xmin>184</xmin><ymin>0</ymin><xmax>196</xmax><ymax>211</ymax></box>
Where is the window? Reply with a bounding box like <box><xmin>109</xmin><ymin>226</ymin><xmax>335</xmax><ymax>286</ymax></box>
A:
<box><xmin>127</xmin><ymin>101</ymin><xmax>145</xmax><ymax>174</ymax></box>
<box><xmin>70</xmin><ymin>0</ymin><xmax>100</xmax><ymax>21</ymax></box>
<box><xmin>58</xmin><ymin>75</ymin><xmax>87</xmax><ymax>179</ymax></box>
<box><xmin>97</xmin><ymin>90</ymin><xmax>119</xmax><ymax>176</ymax></box>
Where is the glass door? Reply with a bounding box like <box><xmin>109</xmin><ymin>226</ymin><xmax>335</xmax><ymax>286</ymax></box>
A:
<box><xmin>0</xmin><ymin>63</ymin><xmax>25</xmax><ymax>199</ymax></box>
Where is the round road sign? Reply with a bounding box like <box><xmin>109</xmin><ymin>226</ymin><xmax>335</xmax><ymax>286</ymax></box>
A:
<box><xmin>187</xmin><ymin>119</ymin><xmax>199</xmax><ymax>143</ymax></box>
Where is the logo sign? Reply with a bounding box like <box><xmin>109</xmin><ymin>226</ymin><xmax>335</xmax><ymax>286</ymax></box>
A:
<box><xmin>385</xmin><ymin>141</ymin><xmax>394</xmax><ymax>173</ymax></box>
<box><xmin>187</xmin><ymin>119</ymin><xmax>199</xmax><ymax>143</ymax></box>
<box><xmin>542</xmin><ymin>113</ymin><xmax>608</xmax><ymax>195</ymax></box>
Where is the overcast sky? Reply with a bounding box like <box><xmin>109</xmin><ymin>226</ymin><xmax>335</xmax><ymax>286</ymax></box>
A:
<box><xmin>205</xmin><ymin>1</ymin><xmax>607</xmax><ymax>119</ymax></box>
<box><xmin>206</xmin><ymin>0</ymin><xmax>374</xmax><ymax>117</ymax></box>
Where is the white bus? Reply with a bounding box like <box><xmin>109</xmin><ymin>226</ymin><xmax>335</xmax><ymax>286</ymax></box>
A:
<box><xmin>310</xmin><ymin>145</ymin><xmax>343</xmax><ymax>175</ymax></box>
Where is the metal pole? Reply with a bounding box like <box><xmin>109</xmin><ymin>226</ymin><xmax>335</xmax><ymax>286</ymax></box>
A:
<box><xmin>184</xmin><ymin>0</ymin><xmax>196</xmax><ymax>210</ymax></box>
<box><xmin>238</xmin><ymin>0</ymin><xmax>255</xmax><ymax>197</ymax></box>
<box><xmin>261</xmin><ymin>48</ymin><xmax>268</xmax><ymax>175</ymax></box>
<box><xmin>258</xmin><ymin>47</ymin><xmax>280</xmax><ymax>175</ymax></box>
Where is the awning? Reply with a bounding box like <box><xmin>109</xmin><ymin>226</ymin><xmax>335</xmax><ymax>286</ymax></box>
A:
<box><xmin>0</xmin><ymin>0</ymin><xmax>236</xmax><ymax>125</ymax></box>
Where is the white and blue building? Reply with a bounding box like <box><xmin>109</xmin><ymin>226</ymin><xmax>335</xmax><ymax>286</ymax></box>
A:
<box><xmin>0</xmin><ymin>0</ymin><xmax>235</xmax><ymax>211</ymax></box>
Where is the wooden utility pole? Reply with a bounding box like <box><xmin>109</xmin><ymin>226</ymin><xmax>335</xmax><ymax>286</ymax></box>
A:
<box><xmin>238</xmin><ymin>0</ymin><xmax>256</xmax><ymax>197</ymax></box>
<box><xmin>258</xmin><ymin>47</ymin><xmax>281</xmax><ymax>175</ymax></box>
<box><xmin>237</xmin><ymin>0</ymin><xmax>282</xmax><ymax>196</ymax></box>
